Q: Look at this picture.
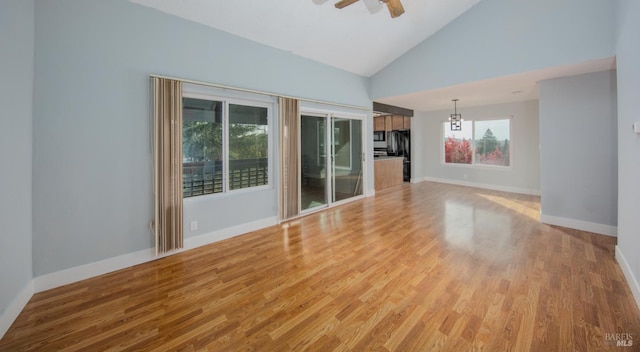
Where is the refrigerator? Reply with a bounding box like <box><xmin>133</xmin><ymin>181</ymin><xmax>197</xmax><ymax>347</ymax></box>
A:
<box><xmin>386</xmin><ymin>130</ymin><xmax>411</xmax><ymax>182</ymax></box>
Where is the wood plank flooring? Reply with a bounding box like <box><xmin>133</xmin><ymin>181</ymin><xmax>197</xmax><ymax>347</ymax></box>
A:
<box><xmin>2</xmin><ymin>182</ymin><xmax>639</xmax><ymax>351</ymax></box>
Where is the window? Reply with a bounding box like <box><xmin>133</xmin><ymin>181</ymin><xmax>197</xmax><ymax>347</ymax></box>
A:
<box><xmin>443</xmin><ymin>118</ymin><xmax>510</xmax><ymax>167</ymax></box>
<box><xmin>182</xmin><ymin>95</ymin><xmax>272</xmax><ymax>198</ymax></box>
<box><xmin>228</xmin><ymin>104</ymin><xmax>269</xmax><ymax>190</ymax></box>
<box><xmin>315</xmin><ymin>118</ymin><xmax>353</xmax><ymax>169</ymax></box>
<box><xmin>333</xmin><ymin>119</ymin><xmax>353</xmax><ymax>170</ymax></box>
<box><xmin>474</xmin><ymin>119</ymin><xmax>510</xmax><ymax>166</ymax></box>
<box><xmin>444</xmin><ymin>120</ymin><xmax>473</xmax><ymax>164</ymax></box>
<box><xmin>183</xmin><ymin>98</ymin><xmax>223</xmax><ymax>197</ymax></box>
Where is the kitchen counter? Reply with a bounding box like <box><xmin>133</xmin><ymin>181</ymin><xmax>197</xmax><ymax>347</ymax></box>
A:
<box><xmin>374</xmin><ymin>155</ymin><xmax>404</xmax><ymax>160</ymax></box>
<box><xmin>374</xmin><ymin>157</ymin><xmax>404</xmax><ymax>191</ymax></box>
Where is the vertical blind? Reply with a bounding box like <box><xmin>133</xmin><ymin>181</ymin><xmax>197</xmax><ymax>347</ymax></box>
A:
<box><xmin>150</xmin><ymin>75</ymin><xmax>368</xmax><ymax>253</ymax></box>
<box><xmin>153</xmin><ymin>77</ymin><xmax>184</xmax><ymax>254</ymax></box>
<box><xmin>279</xmin><ymin>97</ymin><xmax>300</xmax><ymax>220</ymax></box>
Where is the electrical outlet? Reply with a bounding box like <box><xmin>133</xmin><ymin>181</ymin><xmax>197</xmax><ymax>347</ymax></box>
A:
<box><xmin>190</xmin><ymin>221</ymin><xmax>198</xmax><ymax>231</ymax></box>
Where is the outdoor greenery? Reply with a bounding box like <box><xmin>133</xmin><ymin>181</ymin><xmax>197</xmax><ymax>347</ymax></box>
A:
<box><xmin>444</xmin><ymin>136</ymin><xmax>472</xmax><ymax>164</ymax></box>
<box><xmin>183</xmin><ymin>121</ymin><xmax>268</xmax><ymax>162</ymax></box>
<box><xmin>183</xmin><ymin>116</ymin><xmax>269</xmax><ymax>197</ymax></box>
<box><xmin>444</xmin><ymin>126</ymin><xmax>510</xmax><ymax>166</ymax></box>
<box><xmin>183</xmin><ymin>121</ymin><xmax>222</xmax><ymax>162</ymax></box>
<box><xmin>475</xmin><ymin>128</ymin><xmax>510</xmax><ymax>166</ymax></box>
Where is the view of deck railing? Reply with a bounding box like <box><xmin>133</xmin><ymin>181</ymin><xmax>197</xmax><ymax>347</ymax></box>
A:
<box><xmin>183</xmin><ymin>158</ymin><xmax>268</xmax><ymax>198</ymax></box>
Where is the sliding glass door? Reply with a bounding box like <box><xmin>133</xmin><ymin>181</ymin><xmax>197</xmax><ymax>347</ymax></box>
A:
<box><xmin>331</xmin><ymin>117</ymin><xmax>363</xmax><ymax>202</ymax></box>
<box><xmin>300</xmin><ymin>113</ymin><xmax>364</xmax><ymax>213</ymax></box>
<box><xmin>300</xmin><ymin>115</ymin><xmax>328</xmax><ymax>211</ymax></box>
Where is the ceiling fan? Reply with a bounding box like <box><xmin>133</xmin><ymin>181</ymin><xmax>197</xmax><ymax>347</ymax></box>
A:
<box><xmin>315</xmin><ymin>0</ymin><xmax>405</xmax><ymax>19</ymax></box>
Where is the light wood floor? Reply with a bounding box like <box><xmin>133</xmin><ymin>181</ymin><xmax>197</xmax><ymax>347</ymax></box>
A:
<box><xmin>2</xmin><ymin>182</ymin><xmax>639</xmax><ymax>351</ymax></box>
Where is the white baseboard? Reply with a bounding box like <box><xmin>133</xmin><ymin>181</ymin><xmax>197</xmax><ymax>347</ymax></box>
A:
<box><xmin>0</xmin><ymin>281</ymin><xmax>34</xmax><ymax>339</ymax></box>
<box><xmin>182</xmin><ymin>216</ymin><xmax>278</xmax><ymax>250</ymax></box>
<box><xmin>34</xmin><ymin>216</ymin><xmax>278</xmax><ymax>293</ymax></box>
<box><xmin>616</xmin><ymin>246</ymin><xmax>640</xmax><ymax>309</ymax></box>
<box><xmin>415</xmin><ymin>176</ymin><xmax>541</xmax><ymax>196</ymax></box>
<box><xmin>540</xmin><ymin>214</ymin><xmax>617</xmax><ymax>237</ymax></box>
<box><xmin>2</xmin><ymin>217</ymin><xmax>279</xmax><ymax>340</ymax></box>
<box><xmin>34</xmin><ymin>246</ymin><xmax>158</xmax><ymax>293</ymax></box>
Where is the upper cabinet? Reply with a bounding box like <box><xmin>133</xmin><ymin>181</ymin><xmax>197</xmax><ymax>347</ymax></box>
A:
<box><xmin>373</xmin><ymin>102</ymin><xmax>413</xmax><ymax>132</ymax></box>
<box><xmin>392</xmin><ymin>115</ymin><xmax>404</xmax><ymax>130</ymax></box>
<box><xmin>374</xmin><ymin>116</ymin><xmax>385</xmax><ymax>132</ymax></box>
<box><xmin>403</xmin><ymin>116</ymin><xmax>411</xmax><ymax>130</ymax></box>
<box><xmin>385</xmin><ymin>116</ymin><xmax>393</xmax><ymax>131</ymax></box>
<box><xmin>373</xmin><ymin>114</ymin><xmax>411</xmax><ymax>132</ymax></box>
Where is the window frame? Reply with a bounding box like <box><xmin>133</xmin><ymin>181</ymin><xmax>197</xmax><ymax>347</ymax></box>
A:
<box><xmin>441</xmin><ymin>116</ymin><xmax>513</xmax><ymax>170</ymax></box>
<box><xmin>299</xmin><ymin>105</ymin><xmax>367</xmax><ymax>214</ymax></box>
<box><xmin>182</xmin><ymin>85</ymin><xmax>275</xmax><ymax>199</ymax></box>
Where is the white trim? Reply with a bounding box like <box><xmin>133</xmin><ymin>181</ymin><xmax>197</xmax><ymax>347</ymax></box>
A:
<box><xmin>441</xmin><ymin>117</ymin><xmax>513</xmax><ymax>169</ymax></box>
<box><xmin>2</xmin><ymin>217</ymin><xmax>278</xmax><ymax>339</ymax></box>
<box><xmin>181</xmin><ymin>89</ymin><xmax>276</xmax><ymax>197</ymax></box>
<box><xmin>35</xmin><ymin>248</ymin><xmax>158</xmax><ymax>293</ymax></box>
<box><xmin>183</xmin><ymin>216</ymin><xmax>277</xmax><ymax>249</ymax></box>
<box><xmin>33</xmin><ymin>216</ymin><xmax>278</xmax><ymax>293</ymax></box>
<box><xmin>299</xmin><ymin>106</ymin><xmax>368</xmax><ymax>215</ymax></box>
<box><xmin>540</xmin><ymin>214</ymin><xmax>617</xmax><ymax>237</ymax></box>
<box><xmin>0</xmin><ymin>281</ymin><xmax>34</xmax><ymax>339</ymax></box>
<box><xmin>415</xmin><ymin>176</ymin><xmax>540</xmax><ymax>196</ymax></box>
<box><xmin>616</xmin><ymin>246</ymin><xmax>640</xmax><ymax>309</ymax></box>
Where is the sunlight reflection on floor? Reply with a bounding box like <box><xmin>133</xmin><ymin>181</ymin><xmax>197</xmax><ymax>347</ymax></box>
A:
<box><xmin>475</xmin><ymin>193</ymin><xmax>540</xmax><ymax>221</ymax></box>
<box><xmin>444</xmin><ymin>201</ymin><xmax>474</xmax><ymax>247</ymax></box>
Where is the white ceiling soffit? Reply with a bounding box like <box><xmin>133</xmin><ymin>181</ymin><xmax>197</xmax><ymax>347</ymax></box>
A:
<box><xmin>376</xmin><ymin>57</ymin><xmax>617</xmax><ymax>112</ymax></box>
<box><xmin>129</xmin><ymin>0</ymin><xmax>482</xmax><ymax>77</ymax></box>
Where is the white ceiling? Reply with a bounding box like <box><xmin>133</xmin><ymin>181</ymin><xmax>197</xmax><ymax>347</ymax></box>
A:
<box><xmin>129</xmin><ymin>0</ymin><xmax>482</xmax><ymax>77</ymax></box>
<box><xmin>130</xmin><ymin>0</ymin><xmax>615</xmax><ymax>112</ymax></box>
<box><xmin>376</xmin><ymin>57</ymin><xmax>617</xmax><ymax>112</ymax></box>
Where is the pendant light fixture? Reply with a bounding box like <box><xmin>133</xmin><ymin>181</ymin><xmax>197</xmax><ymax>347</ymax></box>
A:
<box><xmin>449</xmin><ymin>99</ymin><xmax>462</xmax><ymax>131</ymax></box>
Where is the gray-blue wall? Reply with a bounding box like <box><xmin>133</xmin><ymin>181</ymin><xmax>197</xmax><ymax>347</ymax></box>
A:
<box><xmin>615</xmin><ymin>0</ymin><xmax>640</xmax><ymax>302</ymax></box>
<box><xmin>32</xmin><ymin>0</ymin><xmax>370</xmax><ymax>276</ymax></box>
<box><xmin>4</xmin><ymin>0</ymin><xmax>638</xmax><ymax>328</ymax></box>
<box><xmin>413</xmin><ymin>100</ymin><xmax>540</xmax><ymax>194</ymax></box>
<box><xmin>539</xmin><ymin>70</ymin><xmax>618</xmax><ymax>229</ymax></box>
<box><xmin>0</xmin><ymin>0</ymin><xmax>34</xmax><ymax>317</ymax></box>
<box><xmin>370</xmin><ymin>0</ymin><xmax>617</xmax><ymax>100</ymax></box>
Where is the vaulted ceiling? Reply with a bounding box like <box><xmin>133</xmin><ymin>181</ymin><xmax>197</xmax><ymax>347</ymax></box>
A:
<box><xmin>129</xmin><ymin>0</ymin><xmax>615</xmax><ymax>111</ymax></box>
<box><xmin>129</xmin><ymin>0</ymin><xmax>482</xmax><ymax>77</ymax></box>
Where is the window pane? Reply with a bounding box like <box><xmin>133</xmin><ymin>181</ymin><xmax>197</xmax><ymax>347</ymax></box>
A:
<box><xmin>333</xmin><ymin>119</ymin><xmax>352</xmax><ymax>170</ymax></box>
<box><xmin>443</xmin><ymin>121</ymin><xmax>473</xmax><ymax>164</ymax></box>
<box><xmin>301</xmin><ymin>115</ymin><xmax>327</xmax><ymax>211</ymax></box>
<box><xmin>475</xmin><ymin>119</ymin><xmax>510</xmax><ymax>166</ymax></box>
<box><xmin>182</xmin><ymin>98</ymin><xmax>223</xmax><ymax>197</ymax></box>
<box><xmin>229</xmin><ymin>104</ymin><xmax>269</xmax><ymax>190</ymax></box>
<box><xmin>333</xmin><ymin>118</ymin><xmax>362</xmax><ymax>203</ymax></box>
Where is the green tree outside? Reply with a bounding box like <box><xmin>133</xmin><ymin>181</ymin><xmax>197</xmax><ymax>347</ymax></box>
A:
<box><xmin>477</xmin><ymin>128</ymin><xmax>498</xmax><ymax>156</ymax></box>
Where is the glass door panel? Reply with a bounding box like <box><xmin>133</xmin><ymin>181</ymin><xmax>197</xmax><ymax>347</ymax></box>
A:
<box><xmin>332</xmin><ymin>117</ymin><xmax>363</xmax><ymax>203</ymax></box>
<box><xmin>300</xmin><ymin>115</ymin><xmax>328</xmax><ymax>211</ymax></box>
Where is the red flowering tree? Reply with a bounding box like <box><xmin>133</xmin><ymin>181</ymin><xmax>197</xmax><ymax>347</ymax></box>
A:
<box><xmin>444</xmin><ymin>136</ymin><xmax>472</xmax><ymax>164</ymax></box>
<box><xmin>478</xmin><ymin>145</ymin><xmax>505</xmax><ymax>165</ymax></box>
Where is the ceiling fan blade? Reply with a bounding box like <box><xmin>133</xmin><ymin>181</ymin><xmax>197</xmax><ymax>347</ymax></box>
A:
<box><xmin>382</xmin><ymin>0</ymin><xmax>405</xmax><ymax>18</ymax></box>
<box><xmin>312</xmin><ymin>0</ymin><xmax>329</xmax><ymax>4</ymax></box>
<box><xmin>334</xmin><ymin>0</ymin><xmax>360</xmax><ymax>9</ymax></box>
<box><xmin>362</xmin><ymin>0</ymin><xmax>383</xmax><ymax>14</ymax></box>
